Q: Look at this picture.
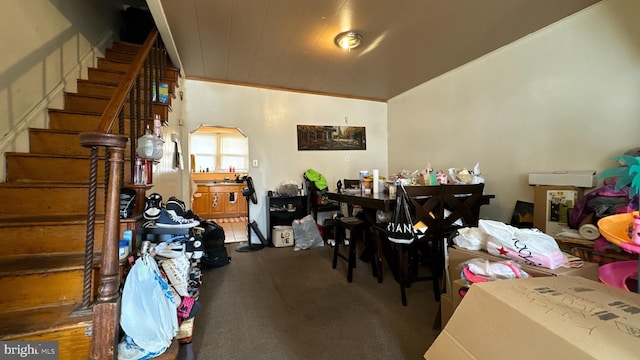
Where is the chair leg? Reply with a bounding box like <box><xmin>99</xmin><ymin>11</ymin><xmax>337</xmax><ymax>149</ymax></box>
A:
<box><xmin>375</xmin><ymin>230</ymin><xmax>383</xmax><ymax>283</ymax></box>
<box><xmin>431</xmin><ymin>276</ymin><xmax>441</xmax><ymax>302</ymax></box>
<box><xmin>399</xmin><ymin>245</ymin><xmax>408</xmax><ymax>306</ymax></box>
<box><xmin>332</xmin><ymin>225</ymin><xmax>342</xmax><ymax>269</ymax></box>
<box><xmin>347</xmin><ymin>231</ymin><xmax>356</xmax><ymax>283</ymax></box>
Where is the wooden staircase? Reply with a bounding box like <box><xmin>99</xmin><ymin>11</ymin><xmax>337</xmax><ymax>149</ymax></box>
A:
<box><xmin>0</xmin><ymin>37</ymin><xmax>179</xmax><ymax>359</ymax></box>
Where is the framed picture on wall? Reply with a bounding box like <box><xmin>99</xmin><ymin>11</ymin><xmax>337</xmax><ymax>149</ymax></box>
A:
<box><xmin>296</xmin><ymin>125</ymin><xmax>366</xmax><ymax>151</ymax></box>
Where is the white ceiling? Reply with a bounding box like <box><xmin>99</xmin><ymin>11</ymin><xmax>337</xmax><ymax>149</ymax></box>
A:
<box><xmin>155</xmin><ymin>0</ymin><xmax>600</xmax><ymax>101</ymax></box>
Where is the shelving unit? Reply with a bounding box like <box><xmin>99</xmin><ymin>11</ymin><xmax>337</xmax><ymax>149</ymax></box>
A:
<box><xmin>266</xmin><ymin>195</ymin><xmax>308</xmax><ymax>245</ymax></box>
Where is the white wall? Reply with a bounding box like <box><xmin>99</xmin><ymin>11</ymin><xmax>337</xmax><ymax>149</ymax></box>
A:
<box><xmin>182</xmin><ymin>81</ymin><xmax>387</xmax><ymax>242</ymax></box>
<box><xmin>0</xmin><ymin>0</ymin><xmax>121</xmax><ymax>181</ymax></box>
<box><xmin>388</xmin><ymin>0</ymin><xmax>640</xmax><ymax>223</ymax></box>
<box><xmin>147</xmin><ymin>78</ymin><xmax>185</xmax><ymax>203</ymax></box>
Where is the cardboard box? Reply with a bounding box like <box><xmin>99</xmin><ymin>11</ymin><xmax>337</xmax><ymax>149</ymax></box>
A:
<box><xmin>425</xmin><ymin>276</ymin><xmax>640</xmax><ymax>359</ymax></box>
<box><xmin>528</xmin><ymin>170</ymin><xmax>598</xmax><ymax>188</ymax></box>
<box><xmin>440</xmin><ymin>279</ymin><xmax>471</xmax><ymax>328</ymax></box>
<box><xmin>272</xmin><ymin>225</ymin><xmax>294</xmax><ymax>247</ymax></box>
<box><xmin>446</xmin><ymin>246</ymin><xmax>600</xmax><ymax>291</ymax></box>
<box><xmin>442</xmin><ymin>247</ymin><xmax>599</xmax><ymax>327</ymax></box>
<box><xmin>532</xmin><ymin>185</ymin><xmax>584</xmax><ymax>235</ymax></box>
<box><xmin>439</xmin><ymin>295</ymin><xmax>454</xmax><ymax>329</ymax></box>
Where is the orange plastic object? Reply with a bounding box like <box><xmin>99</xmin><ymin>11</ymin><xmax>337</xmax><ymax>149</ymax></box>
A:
<box><xmin>597</xmin><ymin>211</ymin><xmax>640</xmax><ymax>254</ymax></box>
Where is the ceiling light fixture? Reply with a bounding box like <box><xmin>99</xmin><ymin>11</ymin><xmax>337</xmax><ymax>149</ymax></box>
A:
<box><xmin>334</xmin><ymin>31</ymin><xmax>363</xmax><ymax>50</ymax></box>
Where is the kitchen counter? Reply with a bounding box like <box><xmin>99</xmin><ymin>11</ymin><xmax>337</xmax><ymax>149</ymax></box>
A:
<box><xmin>192</xmin><ymin>182</ymin><xmax>248</xmax><ymax>219</ymax></box>
<box><xmin>194</xmin><ymin>181</ymin><xmax>246</xmax><ymax>186</ymax></box>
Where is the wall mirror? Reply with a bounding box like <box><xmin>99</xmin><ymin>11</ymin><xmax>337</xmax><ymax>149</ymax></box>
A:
<box><xmin>189</xmin><ymin>125</ymin><xmax>249</xmax><ymax>173</ymax></box>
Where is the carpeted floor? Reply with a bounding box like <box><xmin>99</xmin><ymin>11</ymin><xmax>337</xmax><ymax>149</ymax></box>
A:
<box><xmin>191</xmin><ymin>242</ymin><xmax>442</xmax><ymax>359</ymax></box>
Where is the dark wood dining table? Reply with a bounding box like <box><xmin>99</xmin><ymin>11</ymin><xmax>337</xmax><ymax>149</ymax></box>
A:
<box><xmin>325</xmin><ymin>191</ymin><xmax>397</xmax><ymax>212</ymax></box>
<box><xmin>325</xmin><ymin>188</ymin><xmax>495</xmax><ymax>284</ymax></box>
<box><xmin>325</xmin><ymin>190</ymin><xmax>495</xmax><ymax>213</ymax></box>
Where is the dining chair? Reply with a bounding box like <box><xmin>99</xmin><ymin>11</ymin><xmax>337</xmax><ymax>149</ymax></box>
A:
<box><xmin>441</xmin><ymin>183</ymin><xmax>485</xmax><ymax>239</ymax></box>
<box><xmin>332</xmin><ymin>215</ymin><xmax>368</xmax><ymax>282</ymax></box>
<box><xmin>304</xmin><ymin>176</ymin><xmax>341</xmax><ymax>225</ymax></box>
<box><xmin>439</xmin><ymin>183</ymin><xmax>485</xmax><ymax>300</ymax></box>
<box><xmin>332</xmin><ymin>178</ymin><xmax>378</xmax><ymax>282</ymax></box>
<box><xmin>396</xmin><ymin>185</ymin><xmax>444</xmax><ymax>306</ymax></box>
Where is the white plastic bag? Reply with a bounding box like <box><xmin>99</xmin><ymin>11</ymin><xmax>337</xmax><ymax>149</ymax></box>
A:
<box><xmin>292</xmin><ymin>214</ymin><xmax>324</xmax><ymax>250</ymax></box>
<box><xmin>452</xmin><ymin>227</ymin><xmax>489</xmax><ymax>250</ymax></box>
<box><xmin>479</xmin><ymin>220</ymin><xmax>568</xmax><ymax>269</ymax></box>
<box><xmin>118</xmin><ymin>254</ymin><xmax>178</xmax><ymax>359</ymax></box>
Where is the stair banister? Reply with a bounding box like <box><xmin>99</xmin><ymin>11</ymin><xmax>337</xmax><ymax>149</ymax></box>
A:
<box><xmin>79</xmin><ymin>27</ymin><xmax>166</xmax><ymax>359</ymax></box>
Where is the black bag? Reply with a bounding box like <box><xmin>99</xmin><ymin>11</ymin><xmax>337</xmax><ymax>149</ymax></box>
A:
<box><xmin>387</xmin><ymin>185</ymin><xmax>416</xmax><ymax>244</ymax></box>
<box><xmin>199</xmin><ymin>221</ymin><xmax>230</xmax><ymax>269</ymax></box>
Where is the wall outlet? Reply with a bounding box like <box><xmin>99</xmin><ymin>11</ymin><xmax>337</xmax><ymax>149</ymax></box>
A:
<box><xmin>252</xmin><ymin>159</ymin><xmax>259</xmax><ymax>167</ymax></box>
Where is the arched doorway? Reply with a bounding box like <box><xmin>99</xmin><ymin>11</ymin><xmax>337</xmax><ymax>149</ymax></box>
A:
<box><xmin>189</xmin><ymin>126</ymin><xmax>249</xmax><ymax>243</ymax></box>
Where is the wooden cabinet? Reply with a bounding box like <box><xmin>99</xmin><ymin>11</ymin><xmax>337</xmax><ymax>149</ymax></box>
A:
<box><xmin>192</xmin><ymin>186</ymin><xmax>210</xmax><ymax>216</ymax></box>
<box><xmin>192</xmin><ymin>184</ymin><xmax>247</xmax><ymax>219</ymax></box>
<box><xmin>209</xmin><ymin>189</ymin><xmax>227</xmax><ymax>217</ymax></box>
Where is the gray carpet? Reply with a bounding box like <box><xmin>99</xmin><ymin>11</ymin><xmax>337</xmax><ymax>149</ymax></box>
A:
<box><xmin>192</xmin><ymin>243</ymin><xmax>441</xmax><ymax>359</ymax></box>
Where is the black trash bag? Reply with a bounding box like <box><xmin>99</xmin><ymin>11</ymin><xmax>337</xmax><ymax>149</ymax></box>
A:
<box><xmin>387</xmin><ymin>185</ymin><xmax>417</xmax><ymax>244</ymax></box>
<box><xmin>199</xmin><ymin>221</ymin><xmax>230</xmax><ymax>269</ymax></box>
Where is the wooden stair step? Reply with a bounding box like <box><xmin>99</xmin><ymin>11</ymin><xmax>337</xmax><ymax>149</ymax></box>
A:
<box><xmin>28</xmin><ymin>128</ymin><xmax>131</xmax><ymax>156</ymax></box>
<box><xmin>0</xmin><ymin>215</ymin><xmax>104</xmax><ymax>259</ymax></box>
<box><xmin>0</xmin><ymin>303</ymin><xmax>93</xmax><ymax>360</ymax></box>
<box><xmin>108</xmin><ymin>42</ymin><xmax>181</xmax><ymax>72</ymax></box>
<box><xmin>0</xmin><ymin>253</ymin><xmax>85</xmax><ymax>277</ymax></box>
<box><xmin>110</xmin><ymin>41</ymin><xmax>143</xmax><ymax>54</ymax></box>
<box><xmin>98</xmin><ymin>58</ymin><xmax>180</xmax><ymax>81</ymax></box>
<box><xmin>48</xmin><ymin>109</ymin><xmax>133</xmax><ymax>133</ymax></box>
<box><xmin>0</xmin><ymin>303</ymin><xmax>92</xmax><ymax>339</ymax></box>
<box><xmin>76</xmin><ymin>79</ymin><xmax>176</xmax><ymax>105</ymax></box>
<box><xmin>76</xmin><ymin>79</ymin><xmax>118</xmax><ymax>98</ymax></box>
<box><xmin>0</xmin><ymin>182</ymin><xmax>106</xmax><ymax>218</ymax></box>
<box><xmin>87</xmin><ymin>67</ymin><xmax>124</xmax><ymax>85</ymax></box>
<box><xmin>63</xmin><ymin>92</ymin><xmax>169</xmax><ymax>120</ymax></box>
<box><xmin>88</xmin><ymin>67</ymin><xmax>177</xmax><ymax>90</ymax></box>
<box><xmin>0</xmin><ymin>253</ymin><xmax>85</xmax><ymax>312</ymax></box>
<box><xmin>0</xmin><ymin>215</ymin><xmax>139</xmax><ymax>259</ymax></box>
<box><xmin>105</xmin><ymin>48</ymin><xmax>137</xmax><ymax>62</ymax></box>
<box><xmin>5</xmin><ymin>152</ymin><xmax>132</xmax><ymax>182</ymax></box>
<box><xmin>0</xmin><ymin>214</ymin><xmax>142</xmax><ymax>258</ymax></box>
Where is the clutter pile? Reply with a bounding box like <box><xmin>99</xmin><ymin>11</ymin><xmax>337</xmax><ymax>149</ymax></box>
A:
<box><xmin>387</xmin><ymin>162</ymin><xmax>485</xmax><ymax>190</ymax></box>
<box><xmin>117</xmin><ymin>193</ymin><xmax>229</xmax><ymax>359</ymax></box>
<box><xmin>451</xmin><ymin>219</ymin><xmax>569</xmax><ymax>270</ymax></box>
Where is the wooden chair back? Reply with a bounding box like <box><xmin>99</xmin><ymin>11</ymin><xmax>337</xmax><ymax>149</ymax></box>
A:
<box><xmin>441</xmin><ymin>183</ymin><xmax>485</xmax><ymax>234</ymax></box>
<box><xmin>304</xmin><ymin>176</ymin><xmax>341</xmax><ymax>222</ymax></box>
<box><xmin>398</xmin><ymin>185</ymin><xmax>445</xmax><ymax>304</ymax></box>
<box><xmin>403</xmin><ymin>185</ymin><xmax>444</xmax><ymax>238</ymax></box>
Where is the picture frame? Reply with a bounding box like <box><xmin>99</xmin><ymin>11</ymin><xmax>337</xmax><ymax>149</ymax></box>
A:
<box><xmin>296</xmin><ymin>125</ymin><xmax>366</xmax><ymax>151</ymax></box>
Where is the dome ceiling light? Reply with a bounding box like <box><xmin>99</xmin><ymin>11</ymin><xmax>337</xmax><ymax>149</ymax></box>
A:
<box><xmin>334</xmin><ymin>31</ymin><xmax>363</xmax><ymax>50</ymax></box>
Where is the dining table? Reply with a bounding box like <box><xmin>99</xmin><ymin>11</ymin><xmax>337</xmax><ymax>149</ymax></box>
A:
<box><xmin>325</xmin><ymin>189</ymin><xmax>495</xmax><ymax>213</ymax></box>
<box><xmin>324</xmin><ymin>187</ymin><xmax>495</xmax><ymax>284</ymax></box>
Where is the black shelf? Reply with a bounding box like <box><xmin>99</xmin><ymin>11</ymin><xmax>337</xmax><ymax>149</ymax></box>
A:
<box><xmin>266</xmin><ymin>195</ymin><xmax>308</xmax><ymax>244</ymax></box>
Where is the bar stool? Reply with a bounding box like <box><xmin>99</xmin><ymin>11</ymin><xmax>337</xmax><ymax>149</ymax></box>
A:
<box><xmin>332</xmin><ymin>216</ymin><xmax>367</xmax><ymax>282</ymax></box>
<box><xmin>371</xmin><ymin>224</ymin><xmax>387</xmax><ymax>283</ymax></box>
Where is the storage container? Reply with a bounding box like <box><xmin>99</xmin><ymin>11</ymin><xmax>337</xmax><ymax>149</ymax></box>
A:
<box><xmin>272</xmin><ymin>225</ymin><xmax>294</xmax><ymax>247</ymax></box>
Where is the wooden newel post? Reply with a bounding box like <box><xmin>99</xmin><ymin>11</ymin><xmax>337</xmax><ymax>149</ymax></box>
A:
<box><xmin>80</xmin><ymin>133</ymin><xmax>128</xmax><ymax>360</ymax></box>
